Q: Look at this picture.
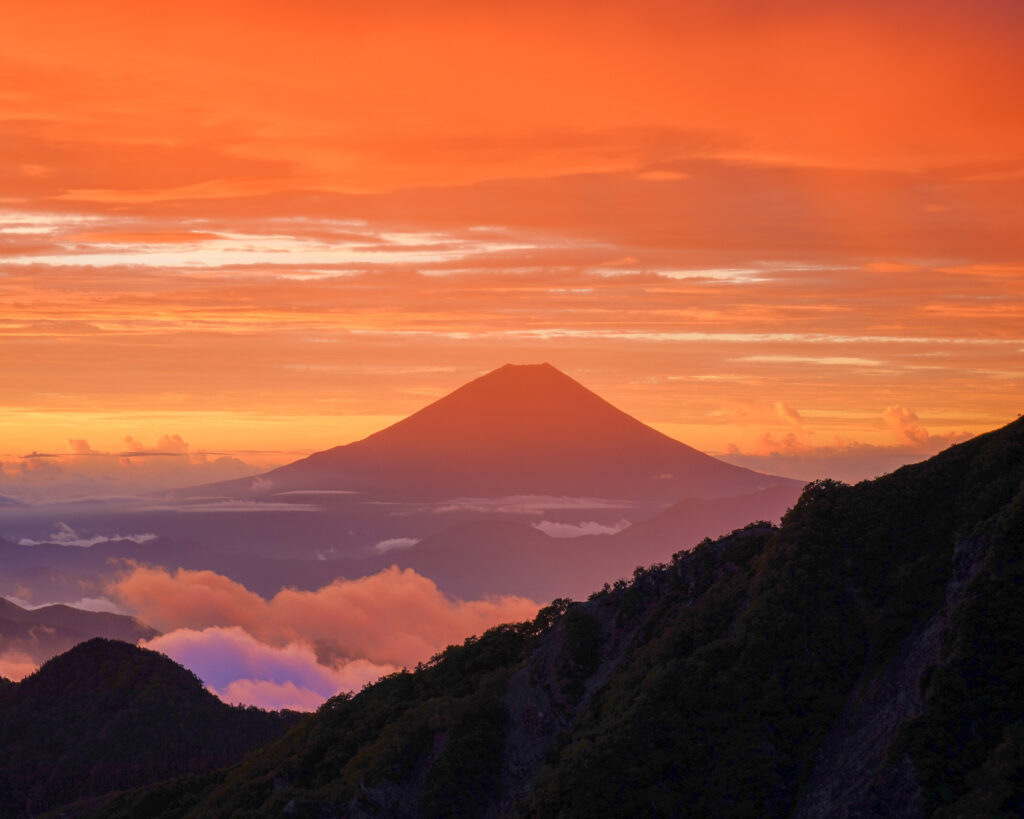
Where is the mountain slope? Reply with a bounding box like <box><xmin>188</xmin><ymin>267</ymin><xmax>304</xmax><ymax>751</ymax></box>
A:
<box><xmin>0</xmin><ymin>596</ymin><xmax>158</xmax><ymax>671</ymax></box>
<box><xmin>186</xmin><ymin>364</ymin><xmax>798</xmax><ymax>502</ymax></box>
<box><xmin>72</xmin><ymin>414</ymin><xmax>1024</xmax><ymax>817</ymax></box>
<box><xmin>0</xmin><ymin>639</ymin><xmax>301</xmax><ymax>817</ymax></box>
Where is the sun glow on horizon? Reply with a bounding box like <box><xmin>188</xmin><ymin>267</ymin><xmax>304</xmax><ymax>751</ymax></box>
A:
<box><xmin>1</xmin><ymin>0</ymin><xmax>1021</xmax><ymax>494</ymax></box>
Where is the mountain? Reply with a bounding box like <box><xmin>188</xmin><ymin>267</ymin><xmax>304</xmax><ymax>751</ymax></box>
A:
<box><xmin>0</xmin><ymin>638</ymin><xmax>301</xmax><ymax>817</ymax></box>
<box><xmin>71</xmin><ymin>415</ymin><xmax>1024</xmax><ymax>817</ymax></box>
<box><xmin>0</xmin><ymin>596</ymin><xmax>158</xmax><ymax>671</ymax></box>
<box><xmin>186</xmin><ymin>363</ymin><xmax>799</xmax><ymax>502</ymax></box>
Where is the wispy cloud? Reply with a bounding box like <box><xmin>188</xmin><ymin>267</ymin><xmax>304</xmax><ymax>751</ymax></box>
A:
<box><xmin>17</xmin><ymin>522</ymin><xmax>156</xmax><ymax>548</ymax></box>
<box><xmin>533</xmin><ymin>519</ymin><xmax>631</xmax><ymax>538</ymax></box>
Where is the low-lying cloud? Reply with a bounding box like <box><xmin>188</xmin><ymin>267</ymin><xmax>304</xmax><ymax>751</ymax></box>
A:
<box><xmin>432</xmin><ymin>495</ymin><xmax>637</xmax><ymax>515</ymax></box>
<box><xmin>374</xmin><ymin>536</ymin><xmax>419</xmax><ymax>554</ymax></box>
<box><xmin>0</xmin><ymin>434</ymin><xmax>267</xmax><ymax>502</ymax></box>
<box><xmin>108</xmin><ymin>565</ymin><xmax>540</xmax><ymax>711</ymax></box>
<box><xmin>533</xmin><ymin>519</ymin><xmax>631</xmax><ymax>538</ymax></box>
<box><xmin>18</xmin><ymin>522</ymin><xmax>157</xmax><ymax>548</ymax></box>
<box><xmin>142</xmin><ymin>626</ymin><xmax>396</xmax><ymax>712</ymax></box>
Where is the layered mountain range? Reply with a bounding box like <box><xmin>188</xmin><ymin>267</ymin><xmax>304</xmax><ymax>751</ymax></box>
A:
<box><xmin>17</xmin><ymin>412</ymin><xmax>1024</xmax><ymax>817</ymax></box>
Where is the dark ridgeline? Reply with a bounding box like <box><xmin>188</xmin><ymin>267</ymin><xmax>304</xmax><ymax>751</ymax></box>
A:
<box><xmin>54</xmin><ymin>413</ymin><xmax>1024</xmax><ymax>817</ymax></box>
<box><xmin>0</xmin><ymin>639</ymin><xmax>301</xmax><ymax>817</ymax></box>
<box><xmin>182</xmin><ymin>363</ymin><xmax>801</xmax><ymax>502</ymax></box>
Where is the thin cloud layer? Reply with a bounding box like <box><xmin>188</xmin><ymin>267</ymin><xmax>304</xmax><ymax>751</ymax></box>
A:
<box><xmin>108</xmin><ymin>565</ymin><xmax>540</xmax><ymax>709</ymax></box>
<box><xmin>534</xmin><ymin>519</ymin><xmax>632</xmax><ymax>538</ymax></box>
<box><xmin>18</xmin><ymin>523</ymin><xmax>156</xmax><ymax>548</ymax></box>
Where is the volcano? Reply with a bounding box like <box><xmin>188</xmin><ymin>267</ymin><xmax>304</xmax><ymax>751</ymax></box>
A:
<box><xmin>190</xmin><ymin>363</ymin><xmax>799</xmax><ymax>502</ymax></box>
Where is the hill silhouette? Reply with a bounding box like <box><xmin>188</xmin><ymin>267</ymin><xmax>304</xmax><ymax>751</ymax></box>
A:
<box><xmin>0</xmin><ymin>638</ymin><xmax>300</xmax><ymax>816</ymax></box>
<box><xmin>187</xmin><ymin>363</ymin><xmax>798</xmax><ymax>502</ymax></box>
<box><xmin>76</xmin><ymin>414</ymin><xmax>1024</xmax><ymax>817</ymax></box>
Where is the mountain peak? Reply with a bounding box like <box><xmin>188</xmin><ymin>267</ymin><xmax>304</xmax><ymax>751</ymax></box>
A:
<box><xmin>260</xmin><ymin>364</ymin><xmax>799</xmax><ymax>501</ymax></box>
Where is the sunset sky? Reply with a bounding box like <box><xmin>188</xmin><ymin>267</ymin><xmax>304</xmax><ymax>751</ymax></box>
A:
<box><xmin>2</xmin><ymin>0</ymin><xmax>1022</xmax><ymax>494</ymax></box>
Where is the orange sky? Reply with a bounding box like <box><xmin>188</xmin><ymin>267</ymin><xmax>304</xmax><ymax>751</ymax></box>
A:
<box><xmin>1</xmin><ymin>0</ymin><xmax>1022</xmax><ymax>492</ymax></box>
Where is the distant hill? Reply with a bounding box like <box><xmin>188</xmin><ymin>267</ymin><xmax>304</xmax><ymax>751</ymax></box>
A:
<box><xmin>72</xmin><ymin>415</ymin><xmax>1024</xmax><ymax>816</ymax></box>
<box><xmin>0</xmin><ymin>596</ymin><xmax>158</xmax><ymax>672</ymax></box>
<box><xmin>185</xmin><ymin>363</ymin><xmax>799</xmax><ymax>502</ymax></box>
<box><xmin>0</xmin><ymin>638</ymin><xmax>301</xmax><ymax>817</ymax></box>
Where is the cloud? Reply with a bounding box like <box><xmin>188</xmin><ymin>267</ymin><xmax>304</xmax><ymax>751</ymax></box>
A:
<box><xmin>533</xmin><ymin>519</ymin><xmax>631</xmax><ymax>538</ymax></box>
<box><xmin>17</xmin><ymin>522</ymin><xmax>157</xmax><ymax>548</ymax></box>
<box><xmin>432</xmin><ymin>495</ymin><xmax>636</xmax><ymax>515</ymax></box>
<box><xmin>141</xmin><ymin>626</ymin><xmax>396</xmax><ymax>710</ymax></box>
<box><xmin>108</xmin><ymin>565</ymin><xmax>540</xmax><ymax>710</ymax></box>
<box><xmin>0</xmin><ymin>434</ymin><xmax>265</xmax><ymax>501</ymax></box>
<box><xmin>0</xmin><ymin>650</ymin><xmax>37</xmax><ymax>682</ymax></box>
<box><xmin>143</xmin><ymin>499</ymin><xmax>319</xmax><ymax>513</ymax></box>
<box><xmin>65</xmin><ymin>596</ymin><xmax>128</xmax><ymax>615</ymax></box>
<box><xmin>217</xmin><ymin>679</ymin><xmax>336</xmax><ymax>712</ymax></box>
<box><xmin>110</xmin><ymin>565</ymin><xmax>539</xmax><ymax>666</ymax></box>
<box><xmin>883</xmin><ymin>404</ymin><xmax>930</xmax><ymax>447</ymax></box>
<box><xmin>720</xmin><ymin>431</ymin><xmax>973</xmax><ymax>484</ymax></box>
<box><xmin>374</xmin><ymin>537</ymin><xmax>420</xmax><ymax>554</ymax></box>
<box><xmin>773</xmin><ymin>402</ymin><xmax>803</xmax><ymax>426</ymax></box>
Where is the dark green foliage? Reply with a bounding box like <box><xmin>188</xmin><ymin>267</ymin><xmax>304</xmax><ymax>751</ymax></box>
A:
<box><xmin>523</xmin><ymin>421</ymin><xmax>1024</xmax><ymax>817</ymax></box>
<box><xmin>419</xmin><ymin>683</ymin><xmax>509</xmax><ymax>818</ymax></box>
<box><xmin>556</xmin><ymin>606</ymin><xmax>603</xmax><ymax>702</ymax></box>
<box><xmin>893</xmin><ymin>475</ymin><xmax>1024</xmax><ymax>815</ymax></box>
<box><xmin>0</xmin><ymin>639</ymin><xmax>298</xmax><ymax>817</ymax></box>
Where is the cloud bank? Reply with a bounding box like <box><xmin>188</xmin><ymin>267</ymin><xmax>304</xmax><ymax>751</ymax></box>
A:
<box><xmin>142</xmin><ymin>626</ymin><xmax>396</xmax><ymax>712</ymax></box>
<box><xmin>109</xmin><ymin>565</ymin><xmax>540</xmax><ymax>711</ymax></box>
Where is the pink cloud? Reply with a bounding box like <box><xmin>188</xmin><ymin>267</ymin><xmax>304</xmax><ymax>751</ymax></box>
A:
<box><xmin>773</xmin><ymin>402</ymin><xmax>803</xmax><ymax>426</ymax></box>
<box><xmin>217</xmin><ymin>679</ymin><xmax>329</xmax><ymax>712</ymax></box>
<box><xmin>109</xmin><ymin>565</ymin><xmax>541</xmax><ymax>710</ymax></box>
<box><xmin>882</xmin><ymin>404</ymin><xmax>930</xmax><ymax>447</ymax></box>
<box><xmin>0</xmin><ymin>434</ymin><xmax>263</xmax><ymax>501</ymax></box>
<box><xmin>142</xmin><ymin>626</ymin><xmax>396</xmax><ymax>709</ymax></box>
<box><xmin>110</xmin><ymin>565</ymin><xmax>540</xmax><ymax>668</ymax></box>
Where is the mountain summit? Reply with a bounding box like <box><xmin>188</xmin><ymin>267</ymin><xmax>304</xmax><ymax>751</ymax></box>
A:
<box><xmin>212</xmin><ymin>363</ymin><xmax>797</xmax><ymax>501</ymax></box>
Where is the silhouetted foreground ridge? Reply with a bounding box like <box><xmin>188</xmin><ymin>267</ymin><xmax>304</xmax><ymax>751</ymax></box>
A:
<box><xmin>30</xmin><ymin>415</ymin><xmax>1024</xmax><ymax>816</ymax></box>
<box><xmin>0</xmin><ymin>639</ymin><xmax>300</xmax><ymax>816</ymax></box>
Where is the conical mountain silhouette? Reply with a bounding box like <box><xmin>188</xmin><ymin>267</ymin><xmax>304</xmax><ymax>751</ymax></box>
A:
<box><xmin>220</xmin><ymin>363</ymin><xmax>797</xmax><ymax>501</ymax></box>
